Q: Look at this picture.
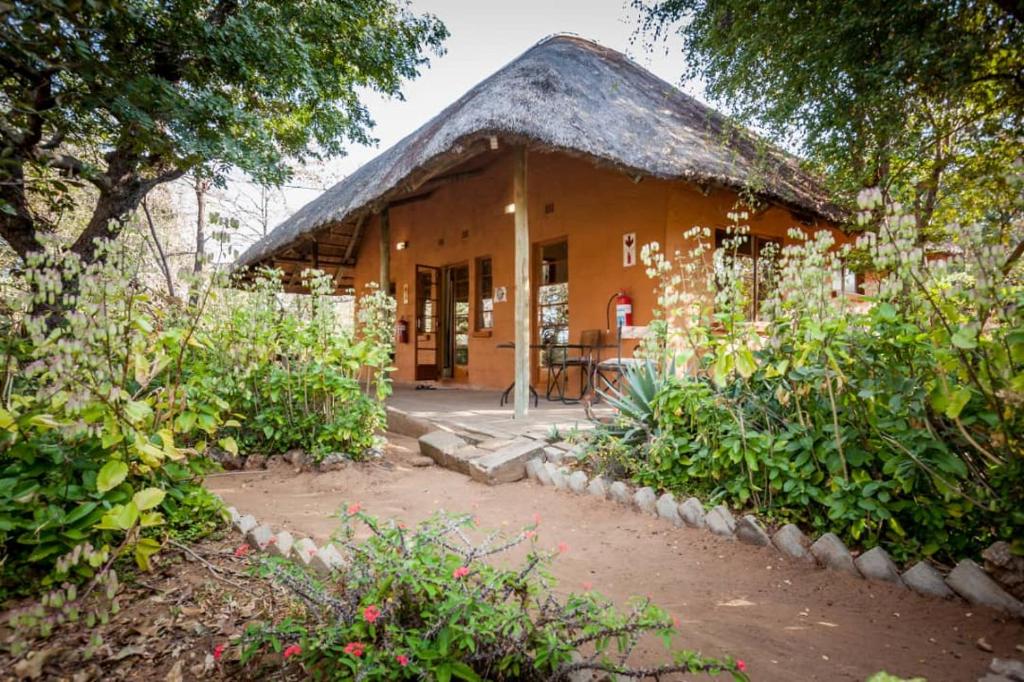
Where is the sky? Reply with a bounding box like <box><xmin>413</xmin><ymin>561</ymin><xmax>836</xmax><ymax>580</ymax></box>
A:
<box><xmin>209</xmin><ymin>0</ymin><xmax>699</xmax><ymax>256</ymax></box>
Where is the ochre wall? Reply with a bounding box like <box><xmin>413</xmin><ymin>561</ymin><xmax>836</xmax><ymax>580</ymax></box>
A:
<box><xmin>352</xmin><ymin>150</ymin><xmax>845</xmax><ymax>390</ymax></box>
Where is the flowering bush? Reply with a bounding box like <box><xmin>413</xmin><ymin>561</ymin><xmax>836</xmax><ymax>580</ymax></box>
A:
<box><xmin>593</xmin><ymin>172</ymin><xmax>1024</xmax><ymax>562</ymax></box>
<box><xmin>0</xmin><ymin>242</ymin><xmax>229</xmax><ymax>598</ymax></box>
<box><xmin>238</xmin><ymin>511</ymin><xmax>748</xmax><ymax>680</ymax></box>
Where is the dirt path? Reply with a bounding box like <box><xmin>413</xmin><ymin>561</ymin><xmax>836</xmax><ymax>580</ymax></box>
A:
<box><xmin>207</xmin><ymin>434</ymin><xmax>1024</xmax><ymax>682</ymax></box>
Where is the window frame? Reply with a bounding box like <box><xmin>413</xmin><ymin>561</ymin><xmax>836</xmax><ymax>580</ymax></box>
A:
<box><xmin>475</xmin><ymin>256</ymin><xmax>494</xmax><ymax>332</ymax></box>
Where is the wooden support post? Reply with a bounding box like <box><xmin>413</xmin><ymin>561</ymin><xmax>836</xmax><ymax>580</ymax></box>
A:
<box><xmin>513</xmin><ymin>147</ymin><xmax>530</xmax><ymax>419</ymax></box>
<box><xmin>379</xmin><ymin>208</ymin><xmax>390</xmax><ymax>290</ymax></box>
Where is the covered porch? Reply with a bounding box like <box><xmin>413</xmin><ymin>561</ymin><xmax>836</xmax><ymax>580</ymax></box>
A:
<box><xmin>386</xmin><ymin>382</ymin><xmax>614</xmax><ymax>443</ymax></box>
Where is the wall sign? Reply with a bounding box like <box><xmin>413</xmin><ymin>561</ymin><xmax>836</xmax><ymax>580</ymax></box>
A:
<box><xmin>494</xmin><ymin>286</ymin><xmax>508</xmax><ymax>303</ymax></box>
<box><xmin>623</xmin><ymin>232</ymin><xmax>636</xmax><ymax>267</ymax></box>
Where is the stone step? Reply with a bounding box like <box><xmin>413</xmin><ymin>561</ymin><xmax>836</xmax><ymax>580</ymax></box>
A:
<box><xmin>468</xmin><ymin>438</ymin><xmax>546</xmax><ymax>484</ymax></box>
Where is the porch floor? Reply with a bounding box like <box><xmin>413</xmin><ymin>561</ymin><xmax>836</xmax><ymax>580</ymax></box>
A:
<box><xmin>386</xmin><ymin>383</ymin><xmax>614</xmax><ymax>442</ymax></box>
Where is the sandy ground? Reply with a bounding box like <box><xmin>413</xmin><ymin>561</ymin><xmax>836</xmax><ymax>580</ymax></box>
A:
<box><xmin>207</xmin><ymin>434</ymin><xmax>1024</xmax><ymax>682</ymax></box>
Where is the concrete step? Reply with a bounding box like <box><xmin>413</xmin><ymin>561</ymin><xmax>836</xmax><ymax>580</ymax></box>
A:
<box><xmin>468</xmin><ymin>438</ymin><xmax>546</xmax><ymax>485</ymax></box>
<box><xmin>418</xmin><ymin>429</ymin><xmax>546</xmax><ymax>484</ymax></box>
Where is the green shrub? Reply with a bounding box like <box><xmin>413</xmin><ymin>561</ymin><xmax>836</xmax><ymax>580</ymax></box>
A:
<box><xmin>194</xmin><ymin>270</ymin><xmax>394</xmax><ymax>461</ymax></box>
<box><xmin>594</xmin><ymin>183</ymin><xmax>1024</xmax><ymax>562</ymax></box>
<box><xmin>0</xmin><ymin>243</ymin><xmax>230</xmax><ymax>597</ymax></box>
<box><xmin>238</xmin><ymin>511</ymin><xmax>748</xmax><ymax>681</ymax></box>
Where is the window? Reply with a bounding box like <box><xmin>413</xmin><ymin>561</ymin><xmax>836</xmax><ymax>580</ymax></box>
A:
<box><xmin>537</xmin><ymin>241</ymin><xmax>569</xmax><ymax>347</ymax></box>
<box><xmin>452</xmin><ymin>265</ymin><xmax>470</xmax><ymax>366</ymax></box>
<box><xmin>714</xmin><ymin>229</ymin><xmax>780</xmax><ymax>318</ymax></box>
<box><xmin>475</xmin><ymin>257</ymin><xmax>493</xmax><ymax>330</ymax></box>
<box><xmin>833</xmin><ymin>265</ymin><xmax>861</xmax><ymax>295</ymax></box>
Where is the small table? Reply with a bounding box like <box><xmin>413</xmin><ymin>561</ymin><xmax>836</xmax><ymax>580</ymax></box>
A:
<box><xmin>497</xmin><ymin>342</ymin><xmax>608</xmax><ymax>405</ymax></box>
<box><xmin>496</xmin><ymin>342</ymin><xmax>542</xmax><ymax>407</ymax></box>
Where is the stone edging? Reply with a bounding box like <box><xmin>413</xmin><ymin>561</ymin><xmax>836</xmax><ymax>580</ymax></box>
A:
<box><xmin>219</xmin><ymin>500</ymin><xmax>347</xmax><ymax>577</ymax></box>
<box><xmin>523</xmin><ymin>455</ymin><xmax>1024</xmax><ymax>618</ymax></box>
<box><xmin>402</xmin><ymin>414</ymin><xmax>1024</xmax><ymax>620</ymax></box>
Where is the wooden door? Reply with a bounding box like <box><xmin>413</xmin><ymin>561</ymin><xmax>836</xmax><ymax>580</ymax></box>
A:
<box><xmin>414</xmin><ymin>265</ymin><xmax>440</xmax><ymax>381</ymax></box>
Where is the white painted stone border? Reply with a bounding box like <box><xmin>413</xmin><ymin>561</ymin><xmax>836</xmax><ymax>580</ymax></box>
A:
<box><xmin>521</xmin><ymin>453</ymin><xmax>1023</xmax><ymax>617</ymax></box>
<box><xmin>223</xmin><ymin>499</ymin><xmax>346</xmax><ymax>577</ymax></box>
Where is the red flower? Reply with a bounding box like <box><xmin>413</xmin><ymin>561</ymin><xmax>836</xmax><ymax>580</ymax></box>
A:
<box><xmin>452</xmin><ymin>565</ymin><xmax>470</xmax><ymax>579</ymax></box>
<box><xmin>524</xmin><ymin>530</ymin><xmax>536</xmax><ymax>539</ymax></box>
<box><xmin>283</xmin><ymin>644</ymin><xmax>302</xmax><ymax>659</ymax></box>
<box><xmin>557</xmin><ymin>542</ymin><xmax>569</xmax><ymax>554</ymax></box>
<box><xmin>267</xmin><ymin>536</ymin><xmax>277</xmax><ymax>545</ymax></box>
<box><xmin>234</xmin><ymin>543</ymin><xmax>250</xmax><ymax>557</ymax></box>
<box><xmin>672</xmin><ymin>615</ymin><xmax>681</xmax><ymax>628</ymax></box>
<box><xmin>213</xmin><ymin>643</ymin><xmax>227</xmax><ymax>661</ymax></box>
<box><xmin>581</xmin><ymin>581</ymin><xmax>593</xmax><ymax>591</ymax></box>
<box><xmin>736</xmin><ymin>659</ymin><xmax>747</xmax><ymax>672</ymax></box>
<box><xmin>396</xmin><ymin>654</ymin><xmax>410</xmax><ymax>667</ymax></box>
<box><xmin>344</xmin><ymin>642</ymin><xmax>365</xmax><ymax>657</ymax></box>
<box><xmin>363</xmin><ymin>605</ymin><xmax>381</xmax><ymax>623</ymax></box>
<box><xmin>347</xmin><ymin>502</ymin><xmax>361</xmax><ymax>515</ymax></box>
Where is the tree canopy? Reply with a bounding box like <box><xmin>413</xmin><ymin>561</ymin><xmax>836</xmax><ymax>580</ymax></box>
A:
<box><xmin>634</xmin><ymin>0</ymin><xmax>1024</xmax><ymax>241</ymax></box>
<box><xmin>0</xmin><ymin>0</ymin><xmax>447</xmax><ymax>264</ymax></box>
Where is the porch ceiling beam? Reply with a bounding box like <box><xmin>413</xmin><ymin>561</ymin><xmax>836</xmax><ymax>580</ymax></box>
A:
<box><xmin>344</xmin><ymin>214</ymin><xmax>367</xmax><ymax>263</ymax></box>
<box><xmin>513</xmin><ymin>146</ymin><xmax>530</xmax><ymax>419</ymax></box>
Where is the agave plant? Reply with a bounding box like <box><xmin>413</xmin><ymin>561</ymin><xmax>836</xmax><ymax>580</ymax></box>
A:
<box><xmin>596</xmin><ymin>359</ymin><xmax>670</xmax><ymax>448</ymax></box>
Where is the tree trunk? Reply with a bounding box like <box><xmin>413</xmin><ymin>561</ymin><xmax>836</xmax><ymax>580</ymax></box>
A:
<box><xmin>194</xmin><ymin>175</ymin><xmax>210</xmax><ymax>274</ymax></box>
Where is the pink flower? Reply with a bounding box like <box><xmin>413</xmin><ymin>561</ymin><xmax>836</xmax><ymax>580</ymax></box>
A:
<box><xmin>736</xmin><ymin>659</ymin><xmax>747</xmax><ymax>672</ymax></box>
<box><xmin>533</xmin><ymin>512</ymin><xmax>542</xmax><ymax>525</ymax></box>
<box><xmin>344</xmin><ymin>642</ymin><xmax>365</xmax><ymax>657</ymax></box>
<box><xmin>452</xmin><ymin>565</ymin><xmax>470</xmax><ymax>579</ymax></box>
<box><xmin>557</xmin><ymin>542</ymin><xmax>569</xmax><ymax>554</ymax></box>
<box><xmin>672</xmin><ymin>615</ymin><xmax>681</xmax><ymax>628</ymax></box>
<box><xmin>213</xmin><ymin>643</ymin><xmax>227</xmax><ymax>661</ymax></box>
<box><xmin>396</xmin><ymin>654</ymin><xmax>410</xmax><ymax>667</ymax></box>
<box><xmin>283</xmin><ymin>644</ymin><xmax>302</xmax><ymax>659</ymax></box>
<box><xmin>363</xmin><ymin>605</ymin><xmax>381</xmax><ymax>623</ymax></box>
<box><xmin>581</xmin><ymin>581</ymin><xmax>593</xmax><ymax>591</ymax></box>
<box><xmin>234</xmin><ymin>543</ymin><xmax>250</xmax><ymax>558</ymax></box>
<box><xmin>347</xmin><ymin>502</ymin><xmax>361</xmax><ymax>515</ymax></box>
<box><xmin>524</xmin><ymin>530</ymin><xmax>536</xmax><ymax>539</ymax></box>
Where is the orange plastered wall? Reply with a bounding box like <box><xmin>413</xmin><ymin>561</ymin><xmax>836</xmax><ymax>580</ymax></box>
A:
<box><xmin>352</xmin><ymin>150</ymin><xmax>844</xmax><ymax>390</ymax></box>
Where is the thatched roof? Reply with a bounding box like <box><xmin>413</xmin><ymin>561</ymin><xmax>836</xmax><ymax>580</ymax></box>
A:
<box><xmin>236</xmin><ymin>34</ymin><xmax>843</xmax><ymax>272</ymax></box>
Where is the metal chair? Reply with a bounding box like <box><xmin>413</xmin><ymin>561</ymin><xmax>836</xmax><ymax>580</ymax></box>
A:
<box><xmin>546</xmin><ymin>329</ymin><xmax>601</xmax><ymax>403</ymax></box>
<box><xmin>594</xmin><ymin>326</ymin><xmax>646</xmax><ymax>395</ymax></box>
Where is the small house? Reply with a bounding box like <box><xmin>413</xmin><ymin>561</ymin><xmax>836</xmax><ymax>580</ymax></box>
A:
<box><xmin>235</xmin><ymin>35</ymin><xmax>847</xmax><ymax>415</ymax></box>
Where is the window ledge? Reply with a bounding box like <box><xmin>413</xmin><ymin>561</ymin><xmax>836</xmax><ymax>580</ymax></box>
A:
<box><xmin>472</xmin><ymin>330</ymin><xmax>493</xmax><ymax>338</ymax></box>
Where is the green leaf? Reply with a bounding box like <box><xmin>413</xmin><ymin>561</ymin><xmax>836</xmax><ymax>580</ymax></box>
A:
<box><xmin>96</xmin><ymin>460</ymin><xmax>128</xmax><ymax>493</ymax></box>
<box><xmin>218</xmin><ymin>436</ymin><xmax>238</xmax><ymax>456</ymax></box>
<box><xmin>944</xmin><ymin>387</ymin><xmax>971</xmax><ymax>419</ymax></box>
<box><xmin>734</xmin><ymin>347</ymin><xmax>757</xmax><ymax>378</ymax></box>
<box><xmin>96</xmin><ymin>501</ymin><xmax>139</xmax><ymax>531</ymax></box>
<box><xmin>951</xmin><ymin>327</ymin><xmax>977</xmax><ymax>349</ymax></box>
<box><xmin>134</xmin><ymin>537</ymin><xmax>162</xmax><ymax>570</ymax></box>
<box><xmin>133</xmin><ymin>487</ymin><xmax>166</xmax><ymax>511</ymax></box>
<box><xmin>123</xmin><ymin>400</ymin><xmax>153</xmax><ymax>424</ymax></box>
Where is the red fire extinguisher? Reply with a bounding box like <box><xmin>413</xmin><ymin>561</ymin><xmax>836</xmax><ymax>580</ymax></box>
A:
<box><xmin>615</xmin><ymin>292</ymin><xmax>633</xmax><ymax>328</ymax></box>
<box><xmin>396</xmin><ymin>317</ymin><xmax>409</xmax><ymax>344</ymax></box>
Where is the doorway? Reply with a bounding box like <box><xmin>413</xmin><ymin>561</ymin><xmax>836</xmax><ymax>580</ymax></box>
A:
<box><xmin>439</xmin><ymin>263</ymin><xmax>470</xmax><ymax>378</ymax></box>
<box><xmin>414</xmin><ymin>265</ymin><xmax>440</xmax><ymax>381</ymax></box>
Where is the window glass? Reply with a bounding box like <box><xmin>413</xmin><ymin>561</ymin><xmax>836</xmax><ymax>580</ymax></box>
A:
<box><xmin>538</xmin><ymin>242</ymin><xmax>569</xmax><ymax>358</ymax></box>
<box><xmin>475</xmin><ymin>257</ymin><xmax>493</xmax><ymax>330</ymax></box>
<box><xmin>714</xmin><ymin>229</ymin><xmax>780</xmax><ymax>319</ymax></box>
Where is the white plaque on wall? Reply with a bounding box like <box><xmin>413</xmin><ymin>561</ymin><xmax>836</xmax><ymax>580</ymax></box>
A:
<box><xmin>623</xmin><ymin>232</ymin><xmax>637</xmax><ymax>267</ymax></box>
